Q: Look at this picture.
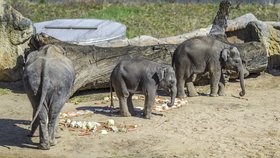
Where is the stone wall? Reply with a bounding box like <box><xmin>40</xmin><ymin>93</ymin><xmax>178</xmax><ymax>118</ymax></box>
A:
<box><xmin>0</xmin><ymin>0</ymin><xmax>34</xmax><ymax>81</ymax></box>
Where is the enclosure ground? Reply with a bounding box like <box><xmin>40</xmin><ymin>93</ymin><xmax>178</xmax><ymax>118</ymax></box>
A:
<box><xmin>0</xmin><ymin>72</ymin><xmax>279</xmax><ymax>158</ymax></box>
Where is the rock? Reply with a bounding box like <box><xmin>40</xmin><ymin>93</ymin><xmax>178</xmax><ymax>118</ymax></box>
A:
<box><xmin>226</xmin><ymin>13</ymin><xmax>258</xmax><ymax>32</ymax></box>
<box><xmin>0</xmin><ymin>1</ymin><xmax>34</xmax><ymax>81</ymax></box>
<box><xmin>128</xmin><ymin>35</ymin><xmax>164</xmax><ymax>46</ymax></box>
<box><xmin>246</xmin><ymin>21</ymin><xmax>280</xmax><ymax>69</ymax></box>
<box><xmin>93</xmin><ymin>38</ymin><xmax>129</xmax><ymax>47</ymax></box>
<box><xmin>265</xmin><ymin>21</ymin><xmax>280</xmax><ymax>30</ymax></box>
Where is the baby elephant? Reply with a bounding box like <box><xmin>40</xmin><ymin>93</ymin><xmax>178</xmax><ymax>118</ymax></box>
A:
<box><xmin>110</xmin><ymin>58</ymin><xmax>177</xmax><ymax>119</ymax></box>
<box><xmin>23</xmin><ymin>45</ymin><xmax>75</xmax><ymax>150</ymax></box>
<box><xmin>172</xmin><ymin>36</ymin><xmax>246</xmax><ymax>98</ymax></box>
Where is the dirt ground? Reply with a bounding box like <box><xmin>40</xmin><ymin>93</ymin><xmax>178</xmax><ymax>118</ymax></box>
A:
<box><xmin>0</xmin><ymin>72</ymin><xmax>280</xmax><ymax>158</ymax></box>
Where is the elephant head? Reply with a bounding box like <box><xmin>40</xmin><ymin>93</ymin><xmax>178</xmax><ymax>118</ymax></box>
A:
<box><xmin>157</xmin><ymin>66</ymin><xmax>177</xmax><ymax>107</ymax></box>
<box><xmin>221</xmin><ymin>46</ymin><xmax>246</xmax><ymax>96</ymax></box>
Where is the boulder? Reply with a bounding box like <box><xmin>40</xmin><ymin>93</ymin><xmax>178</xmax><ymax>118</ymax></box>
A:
<box><xmin>0</xmin><ymin>1</ymin><xmax>33</xmax><ymax>81</ymax></box>
<box><xmin>246</xmin><ymin>21</ymin><xmax>280</xmax><ymax>69</ymax></box>
<box><xmin>128</xmin><ymin>35</ymin><xmax>164</xmax><ymax>46</ymax></box>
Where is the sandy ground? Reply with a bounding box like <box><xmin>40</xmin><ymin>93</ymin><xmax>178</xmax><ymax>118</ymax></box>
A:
<box><xmin>0</xmin><ymin>72</ymin><xmax>280</xmax><ymax>158</ymax></box>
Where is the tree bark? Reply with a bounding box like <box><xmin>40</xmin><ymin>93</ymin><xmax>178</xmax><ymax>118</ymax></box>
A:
<box><xmin>28</xmin><ymin>34</ymin><xmax>177</xmax><ymax>94</ymax></box>
<box><xmin>28</xmin><ymin>33</ymin><xmax>267</xmax><ymax>95</ymax></box>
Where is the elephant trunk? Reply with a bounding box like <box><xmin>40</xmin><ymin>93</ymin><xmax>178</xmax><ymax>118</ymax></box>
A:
<box><xmin>168</xmin><ymin>85</ymin><xmax>177</xmax><ymax>107</ymax></box>
<box><xmin>238</xmin><ymin>66</ymin><xmax>246</xmax><ymax>96</ymax></box>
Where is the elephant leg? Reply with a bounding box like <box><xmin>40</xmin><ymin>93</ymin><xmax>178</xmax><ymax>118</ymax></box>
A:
<box><xmin>176</xmin><ymin>75</ymin><xmax>187</xmax><ymax>98</ymax></box>
<box><xmin>118</xmin><ymin>96</ymin><xmax>131</xmax><ymax>117</ymax></box>
<box><xmin>29</xmin><ymin>117</ymin><xmax>39</xmax><ymax>137</ymax></box>
<box><xmin>210</xmin><ymin>70</ymin><xmax>221</xmax><ymax>97</ymax></box>
<box><xmin>27</xmin><ymin>97</ymin><xmax>39</xmax><ymax>137</ymax></box>
<box><xmin>115</xmin><ymin>83</ymin><xmax>130</xmax><ymax>117</ymax></box>
<box><xmin>186</xmin><ymin>75</ymin><xmax>198</xmax><ymax>97</ymax></box>
<box><xmin>143</xmin><ymin>88</ymin><xmax>156</xmax><ymax>119</ymax></box>
<box><xmin>127</xmin><ymin>94</ymin><xmax>136</xmax><ymax>116</ymax></box>
<box><xmin>38</xmin><ymin>104</ymin><xmax>50</xmax><ymax>150</ymax></box>
<box><xmin>48</xmin><ymin>100</ymin><xmax>64</xmax><ymax>146</ymax></box>
<box><xmin>218</xmin><ymin>71</ymin><xmax>226</xmax><ymax>96</ymax></box>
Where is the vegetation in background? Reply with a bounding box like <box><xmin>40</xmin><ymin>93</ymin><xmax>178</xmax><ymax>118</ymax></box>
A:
<box><xmin>8</xmin><ymin>0</ymin><xmax>280</xmax><ymax>38</ymax></box>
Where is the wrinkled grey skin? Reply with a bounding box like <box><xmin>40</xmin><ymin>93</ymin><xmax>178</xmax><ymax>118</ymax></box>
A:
<box><xmin>23</xmin><ymin>45</ymin><xmax>75</xmax><ymax>150</ymax></box>
<box><xmin>110</xmin><ymin>58</ymin><xmax>177</xmax><ymax>119</ymax></box>
<box><xmin>172</xmin><ymin>36</ymin><xmax>245</xmax><ymax>98</ymax></box>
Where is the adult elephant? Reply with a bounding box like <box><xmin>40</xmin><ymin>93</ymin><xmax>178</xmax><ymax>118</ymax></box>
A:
<box><xmin>172</xmin><ymin>36</ymin><xmax>245</xmax><ymax>98</ymax></box>
<box><xmin>110</xmin><ymin>57</ymin><xmax>177</xmax><ymax>119</ymax></box>
<box><xmin>23</xmin><ymin>45</ymin><xmax>75</xmax><ymax>150</ymax></box>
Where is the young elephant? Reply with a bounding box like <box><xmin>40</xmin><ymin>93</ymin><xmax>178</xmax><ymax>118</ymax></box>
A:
<box><xmin>110</xmin><ymin>58</ymin><xmax>177</xmax><ymax>119</ymax></box>
<box><xmin>23</xmin><ymin>45</ymin><xmax>75</xmax><ymax>150</ymax></box>
<box><xmin>172</xmin><ymin>36</ymin><xmax>246</xmax><ymax>98</ymax></box>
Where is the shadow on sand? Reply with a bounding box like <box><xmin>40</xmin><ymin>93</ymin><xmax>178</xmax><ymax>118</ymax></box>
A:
<box><xmin>0</xmin><ymin>119</ymin><xmax>38</xmax><ymax>149</ymax></box>
<box><xmin>0</xmin><ymin>81</ymin><xmax>25</xmax><ymax>94</ymax></box>
<box><xmin>76</xmin><ymin>105</ymin><xmax>164</xmax><ymax>118</ymax></box>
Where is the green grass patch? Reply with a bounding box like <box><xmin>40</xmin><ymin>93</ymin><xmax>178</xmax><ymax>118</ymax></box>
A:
<box><xmin>0</xmin><ymin>88</ymin><xmax>12</xmax><ymax>95</ymax></box>
<box><xmin>7</xmin><ymin>0</ymin><xmax>280</xmax><ymax>38</ymax></box>
<box><xmin>69</xmin><ymin>94</ymin><xmax>110</xmax><ymax>104</ymax></box>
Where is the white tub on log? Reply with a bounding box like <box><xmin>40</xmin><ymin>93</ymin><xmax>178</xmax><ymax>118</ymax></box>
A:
<box><xmin>34</xmin><ymin>19</ymin><xmax>126</xmax><ymax>45</ymax></box>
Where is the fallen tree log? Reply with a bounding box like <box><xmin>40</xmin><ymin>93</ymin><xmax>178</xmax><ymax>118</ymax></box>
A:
<box><xmin>28</xmin><ymin>32</ymin><xmax>267</xmax><ymax>95</ymax></box>
<box><xmin>28</xmin><ymin>34</ymin><xmax>177</xmax><ymax>94</ymax></box>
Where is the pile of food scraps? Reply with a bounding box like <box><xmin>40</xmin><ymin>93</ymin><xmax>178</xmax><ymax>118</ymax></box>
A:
<box><xmin>102</xmin><ymin>95</ymin><xmax>187</xmax><ymax>112</ymax></box>
<box><xmin>59</xmin><ymin>109</ymin><xmax>137</xmax><ymax>136</ymax></box>
<box><xmin>153</xmin><ymin>97</ymin><xmax>188</xmax><ymax>112</ymax></box>
<box><xmin>59</xmin><ymin>110</ymin><xmax>94</xmax><ymax>118</ymax></box>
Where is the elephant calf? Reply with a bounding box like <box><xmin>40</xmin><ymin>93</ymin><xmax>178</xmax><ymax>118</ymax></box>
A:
<box><xmin>110</xmin><ymin>58</ymin><xmax>177</xmax><ymax>119</ymax></box>
<box><xmin>23</xmin><ymin>45</ymin><xmax>75</xmax><ymax>150</ymax></box>
<box><xmin>172</xmin><ymin>36</ymin><xmax>246</xmax><ymax>98</ymax></box>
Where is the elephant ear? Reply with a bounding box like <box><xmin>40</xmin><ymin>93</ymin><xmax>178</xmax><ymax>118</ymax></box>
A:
<box><xmin>221</xmin><ymin>48</ymin><xmax>229</xmax><ymax>62</ymax></box>
<box><xmin>156</xmin><ymin>67</ymin><xmax>167</xmax><ymax>81</ymax></box>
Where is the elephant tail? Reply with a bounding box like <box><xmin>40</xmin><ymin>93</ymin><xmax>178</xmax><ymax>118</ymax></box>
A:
<box><xmin>172</xmin><ymin>48</ymin><xmax>177</xmax><ymax>70</ymax></box>
<box><xmin>110</xmin><ymin>73</ymin><xmax>114</xmax><ymax>109</ymax></box>
<box><xmin>29</xmin><ymin>59</ymin><xmax>49</xmax><ymax>129</ymax></box>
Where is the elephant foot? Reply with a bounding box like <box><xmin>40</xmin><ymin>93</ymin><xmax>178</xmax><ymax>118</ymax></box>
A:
<box><xmin>27</xmin><ymin>133</ymin><xmax>36</xmax><ymax>137</ymax></box>
<box><xmin>143</xmin><ymin>113</ymin><xmax>151</xmax><ymax>119</ymax></box>
<box><xmin>218</xmin><ymin>92</ymin><xmax>225</xmax><ymax>96</ymax></box>
<box><xmin>167</xmin><ymin>102</ymin><xmax>173</xmax><ymax>107</ymax></box>
<box><xmin>143</xmin><ymin>109</ymin><xmax>152</xmax><ymax>119</ymax></box>
<box><xmin>50</xmin><ymin>139</ymin><xmax>58</xmax><ymax>146</ymax></box>
<box><xmin>38</xmin><ymin>143</ymin><xmax>50</xmax><ymax>150</ymax></box>
<box><xmin>177</xmin><ymin>93</ymin><xmax>187</xmax><ymax>98</ymax></box>
<box><xmin>121</xmin><ymin>112</ymin><xmax>131</xmax><ymax>117</ymax></box>
<box><xmin>28</xmin><ymin>131</ymin><xmax>39</xmax><ymax>137</ymax></box>
<box><xmin>130</xmin><ymin>111</ymin><xmax>136</xmax><ymax>116</ymax></box>
<box><xmin>210</xmin><ymin>93</ymin><xmax>219</xmax><ymax>97</ymax></box>
<box><xmin>188</xmin><ymin>92</ymin><xmax>199</xmax><ymax>97</ymax></box>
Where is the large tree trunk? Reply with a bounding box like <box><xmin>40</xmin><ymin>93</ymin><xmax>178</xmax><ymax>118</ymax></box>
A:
<box><xmin>28</xmin><ymin>32</ymin><xmax>267</xmax><ymax>95</ymax></box>
<box><xmin>28</xmin><ymin>34</ymin><xmax>177</xmax><ymax>95</ymax></box>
